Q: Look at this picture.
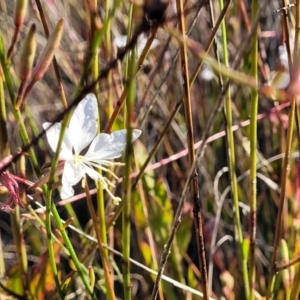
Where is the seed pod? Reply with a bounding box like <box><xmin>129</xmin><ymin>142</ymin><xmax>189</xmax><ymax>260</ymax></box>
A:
<box><xmin>19</xmin><ymin>24</ymin><xmax>36</xmax><ymax>82</ymax></box>
<box><xmin>15</xmin><ymin>24</ymin><xmax>36</xmax><ymax>109</ymax></box>
<box><xmin>7</xmin><ymin>0</ymin><xmax>28</xmax><ymax>59</ymax></box>
<box><xmin>15</xmin><ymin>0</ymin><xmax>28</xmax><ymax>28</ymax></box>
<box><xmin>31</xmin><ymin>18</ymin><xmax>64</xmax><ymax>81</ymax></box>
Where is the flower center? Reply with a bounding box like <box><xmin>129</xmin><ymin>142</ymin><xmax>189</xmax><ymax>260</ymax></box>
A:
<box><xmin>73</xmin><ymin>154</ymin><xmax>83</xmax><ymax>165</ymax></box>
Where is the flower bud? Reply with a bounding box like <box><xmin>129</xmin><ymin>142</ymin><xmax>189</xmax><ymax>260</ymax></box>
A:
<box><xmin>86</xmin><ymin>0</ymin><xmax>96</xmax><ymax>13</ymax></box>
<box><xmin>68</xmin><ymin>256</ymin><xmax>77</xmax><ymax>271</ymax></box>
<box><xmin>279</xmin><ymin>239</ymin><xmax>294</xmax><ymax>291</ymax></box>
<box><xmin>7</xmin><ymin>0</ymin><xmax>28</xmax><ymax>59</ymax></box>
<box><xmin>0</xmin><ymin>172</ymin><xmax>23</xmax><ymax>210</ymax></box>
<box><xmin>89</xmin><ymin>266</ymin><xmax>95</xmax><ymax>289</ymax></box>
<box><xmin>61</xmin><ymin>277</ymin><xmax>71</xmax><ymax>294</ymax></box>
<box><xmin>19</xmin><ymin>24</ymin><xmax>36</xmax><ymax>82</ymax></box>
<box><xmin>14</xmin><ymin>0</ymin><xmax>28</xmax><ymax>28</ymax></box>
<box><xmin>32</xmin><ymin>19</ymin><xmax>64</xmax><ymax>81</ymax></box>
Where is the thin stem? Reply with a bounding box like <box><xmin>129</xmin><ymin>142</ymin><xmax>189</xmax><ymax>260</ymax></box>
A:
<box><xmin>294</xmin><ymin>0</ymin><xmax>300</xmax><ymax>186</ymax></box>
<box><xmin>103</xmin><ymin>0</ymin><xmax>116</xmax><ymax>294</ymax></box>
<box><xmin>151</xmin><ymin>2</ymin><xmax>228</xmax><ymax>299</ymax></box>
<box><xmin>267</xmin><ymin>0</ymin><xmax>299</xmax><ymax>298</ymax></box>
<box><xmin>104</xmin><ymin>28</ymin><xmax>158</xmax><ymax>133</ymax></box>
<box><xmin>7</xmin><ymin>25</ymin><xmax>20</xmax><ymax>60</ymax></box>
<box><xmin>110</xmin><ymin>3</ymin><xmax>230</xmax><ymax>284</ymax></box>
<box><xmin>206</xmin><ymin>0</ymin><xmax>243</xmax><ymax>293</ymax></box>
<box><xmin>175</xmin><ymin>0</ymin><xmax>208</xmax><ymax>298</ymax></box>
<box><xmin>78</xmin><ymin>0</ymin><xmax>123</xmax><ymax>91</ymax></box>
<box><xmin>249</xmin><ymin>0</ymin><xmax>259</xmax><ymax>298</ymax></box>
<box><xmin>267</xmin><ymin>97</ymin><xmax>295</xmax><ymax>298</ymax></box>
<box><xmin>90</xmin><ymin>3</ymin><xmax>116</xmax><ymax>299</ymax></box>
<box><xmin>84</xmin><ymin>179</ymin><xmax>116</xmax><ymax>300</ymax></box>
<box><xmin>151</xmin><ymin>3</ymin><xmax>267</xmax><ymax>298</ymax></box>
<box><xmin>44</xmin><ymin>105</ymin><xmax>97</xmax><ymax>299</ymax></box>
<box><xmin>45</xmin><ymin>108</ymin><xmax>72</xmax><ymax>300</ymax></box>
<box><xmin>12</xmin><ymin>157</ymin><xmax>30</xmax><ymax>294</ymax></box>
<box><xmin>105</xmin><ymin>0</ymin><xmax>113</xmax><ymax>117</ymax></box>
<box><xmin>0</xmin><ymin>32</ymin><xmax>66</xmax><ymax>298</ymax></box>
<box><xmin>211</xmin><ymin>0</ymin><xmax>250</xmax><ymax>296</ymax></box>
<box><xmin>122</xmin><ymin>6</ymin><xmax>136</xmax><ymax>298</ymax></box>
<box><xmin>0</xmin><ymin>47</ymin><xmax>41</xmax><ymax>177</ymax></box>
<box><xmin>0</xmin><ymin>64</ymin><xmax>9</xmax><ymax>158</ymax></box>
<box><xmin>53</xmin><ymin>199</ymin><xmax>97</xmax><ymax>299</ymax></box>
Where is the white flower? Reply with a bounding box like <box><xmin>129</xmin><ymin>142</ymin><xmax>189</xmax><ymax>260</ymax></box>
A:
<box><xmin>43</xmin><ymin>93</ymin><xmax>141</xmax><ymax>203</ymax></box>
<box><xmin>200</xmin><ymin>64</ymin><xmax>214</xmax><ymax>81</ymax></box>
<box><xmin>114</xmin><ymin>34</ymin><xmax>160</xmax><ymax>57</ymax></box>
<box><xmin>268</xmin><ymin>45</ymin><xmax>290</xmax><ymax>89</ymax></box>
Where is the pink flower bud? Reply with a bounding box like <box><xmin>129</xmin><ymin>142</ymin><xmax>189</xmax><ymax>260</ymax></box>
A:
<box><xmin>14</xmin><ymin>0</ymin><xmax>28</xmax><ymax>27</ymax></box>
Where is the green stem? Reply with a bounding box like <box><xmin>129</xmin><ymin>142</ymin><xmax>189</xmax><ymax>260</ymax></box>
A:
<box><xmin>122</xmin><ymin>7</ymin><xmax>136</xmax><ymax>298</ymax></box>
<box><xmin>85</xmin><ymin>180</ymin><xmax>116</xmax><ymax>300</ymax></box>
<box><xmin>267</xmin><ymin>98</ymin><xmax>295</xmax><ymax>298</ymax></box>
<box><xmin>45</xmin><ymin>107</ymin><xmax>97</xmax><ymax>299</ymax></box>
<box><xmin>215</xmin><ymin>0</ymin><xmax>250</xmax><ymax>297</ymax></box>
<box><xmin>78</xmin><ymin>0</ymin><xmax>123</xmax><ymax>90</ymax></box>
<box><xmin>52</xmin><ymin>198</ymin><xmax>97</xmax><ymax>299</ymax></box>
<box><xmin>0</xmin><ymin>32</ymin><xmax>66</xmax><ymax>298</ymax></box>
<box><xmin>249</xmin><ymin>0</ymin><xmax>259</xmax><ymax>299</ymax></box>
<box><xmin>268</xmin><ymin>0</ymin><xmax>299</xmax><ymax>298</ymax></box>
<box><xmin>105</xmin><ymin>0</ymin><xmax>113</xmax><ymax>118</ymax></box>
<box><xmin>1</xmin><ymin>33</ymin><xmax>98</xmax><ymax>299</ymax></box>
<box><xmin>89</xmin><ymin>3</ymin><xmax>116</xmax><ymax>298</ymax></box>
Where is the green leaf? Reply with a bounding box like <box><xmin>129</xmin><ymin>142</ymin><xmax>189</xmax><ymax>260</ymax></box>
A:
<box><xmin>148</xmin><ymin>178</ymin><xmax>173</xmax><ymax>246</ymax></box>
<box><xmin>176</xmin><ymin>213</ymin><xmax>192</xmax><ymax>253</ymax></box>
<box><xmin>133</xmin><ymin>140</ymin><xmax>155</xmax><ymax>191</ymax></box>
<box><xmin>5</xmin><ymin>265</ymin><xmax>24</xmax><ymax>296</ymax></box>
<box><xmin>139</xmin><ymin>241</ymin><xmax>152</xmax><ymax>267</ymax></box>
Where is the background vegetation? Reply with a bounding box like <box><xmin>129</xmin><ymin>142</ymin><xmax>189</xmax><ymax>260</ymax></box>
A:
<box><xmin>0</xmin><ymin>0</ymin><xmax>298</xmax><ymax>299</ymax></box>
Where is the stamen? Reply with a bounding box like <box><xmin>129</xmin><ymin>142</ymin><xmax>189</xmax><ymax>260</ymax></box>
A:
<box><xmin>93</xmin><ymin>173</ymin><xmax>121</xmax><ymax>205</ymax></box>
<box><xmin>82</xmin><ymin>158</ymin><xmax>120</xmax><ymax>180</ymax></box>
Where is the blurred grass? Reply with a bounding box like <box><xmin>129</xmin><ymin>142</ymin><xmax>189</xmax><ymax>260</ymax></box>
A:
<box><xmin>0</xmin><ymin>0</ymin><xmax>299</xmax><ymax>299</ymax></box>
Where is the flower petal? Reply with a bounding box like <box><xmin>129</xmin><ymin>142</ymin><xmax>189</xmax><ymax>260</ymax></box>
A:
<box><xmin>43</xmin><ymin>122</ymin><xmax>73</xmax><ymax>159</ymax></box>
<box><xmin>68</xmin><ymin>93</ymin><xmax>98</xmax><ymax>154</ymax></box>
<box><xmin>114</xmin><ymin>35</ymin><xmax>127</xmax><ymax>48</ymax></box>
<box><xmin>85</xmin><ymin>165</ymin><xmax>101</xmax><ymax>181</ymax></box>
<box><xmin>61</xmin><ymin>159</ymin><xmax>86</xmax><ymax>199</ymax></box>
<box><xmin>85</xmin><ymin>129</ymin><xmax>142</xmax><ymax>161</ymax></box>
<box><xmin>43</xmin><ymin>122</ymin><xmax>61</xmax><ymax>153</ymax></box>
<box><xmin>60</xmin><ymin>183</ymin><xmax>74</xmax><ymax>200</ymax></box>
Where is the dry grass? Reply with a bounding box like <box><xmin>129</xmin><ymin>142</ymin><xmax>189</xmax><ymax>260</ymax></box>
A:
<box><xmin>0</xmin><ymin>0</ymin><xmax>298</xmax><ymax>299</ymax></box>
